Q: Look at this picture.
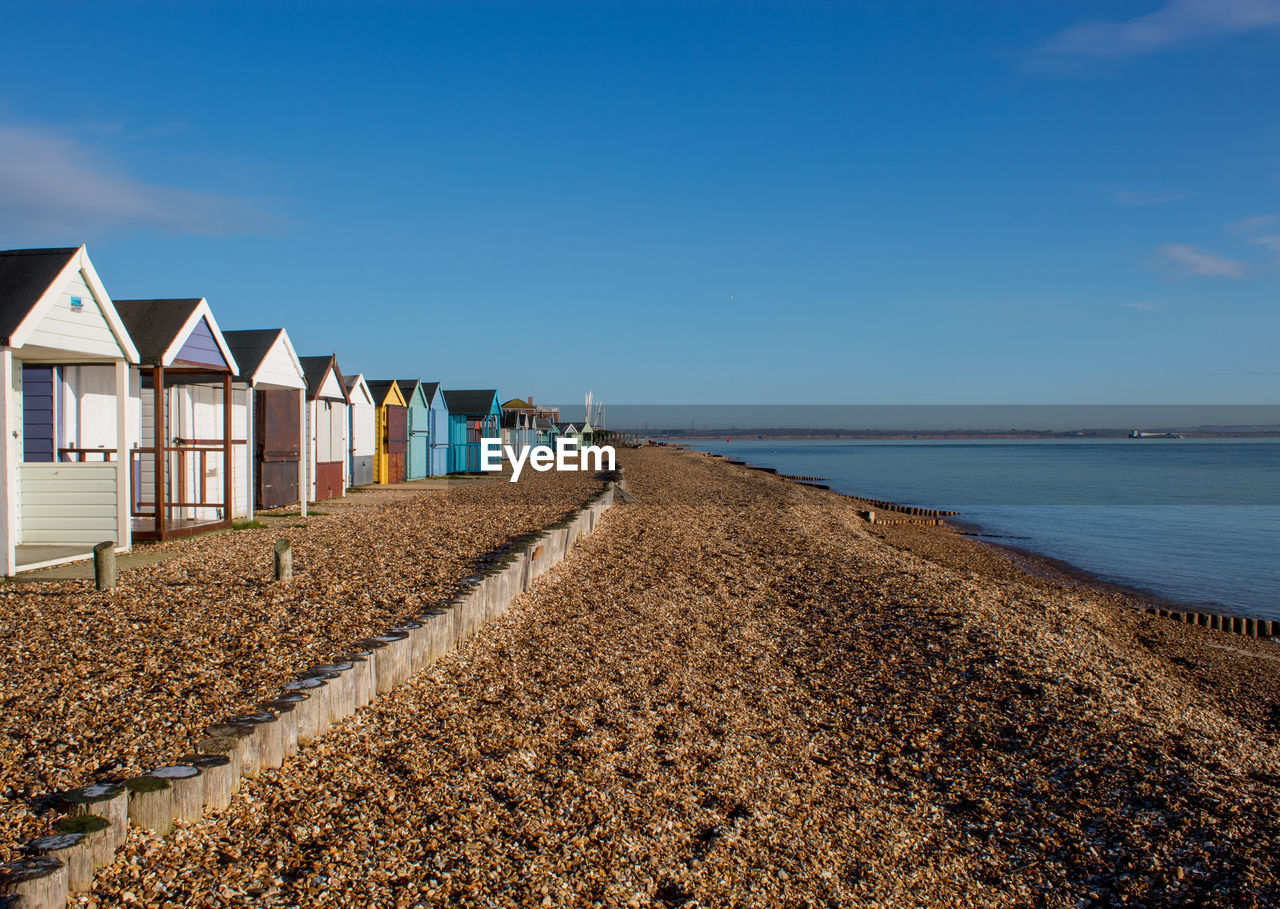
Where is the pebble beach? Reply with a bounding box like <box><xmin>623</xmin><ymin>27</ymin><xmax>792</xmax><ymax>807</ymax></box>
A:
<box><xmin>5</xmin><ymin>446</ymin><xmax>1280</xmax><ymax>906</ymax></box>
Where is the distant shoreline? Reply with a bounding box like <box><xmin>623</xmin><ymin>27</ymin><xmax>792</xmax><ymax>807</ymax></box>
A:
<box><xmin>643</xmin><ymin>431</ymin><xmax>1280</xmax><ymax>440</ymax></box>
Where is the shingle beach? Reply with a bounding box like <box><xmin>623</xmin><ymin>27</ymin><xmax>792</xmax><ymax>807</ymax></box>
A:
<box><xmin>6</xmin><ymin>446</ymin><xmax>1280</xmax><ymax>907</ymax></box>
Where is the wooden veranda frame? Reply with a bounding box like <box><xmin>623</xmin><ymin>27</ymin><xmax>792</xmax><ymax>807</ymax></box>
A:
<box><xmin>131</xmin><ymin>365</ymin><xmax>234</xmax><ymax>541</ymax></box>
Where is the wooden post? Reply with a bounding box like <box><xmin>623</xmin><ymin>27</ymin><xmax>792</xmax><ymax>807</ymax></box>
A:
<box><xmin>245</xmin><ymin>384</ymin><xmax>254</xmax><ymax>522</ymax></box>
<box><xmin>148</xmin><ymin>765</ymin><xmax>203</xmax><ymax>822</ymax></box>
<box><xmin>24</xmin><ymin>833</ymin><xmax>93</xmax><ymax>893</ymax></box>
<box><xmin>298</xmin><ymin>387</ymin><xmax>307</xmax><ymax>518</ymax></box>
<box><xmin>115</xmin><ymin>358</ymin><xmax>130</xmax><ymax>554</ymax></box>
<box><xmin>0</xmin><ymin>348</ymin><xmax>15</xmax><ymax>577</ymax></box>
<box><xmin>177</xmin><ymin>753</ymin><xmax>233</xmax><ymax>812</ymax></box>
<box><xmin>57</xmin><ymin>782</ymin><xmax>127</xmax><ymax>853</ymax></box>
<box><xmin>53</xmin><ymin>813</ymin><xmax>112</xmax><ymax>873</ymax></box>
<box><xmin>93</xmin><ymin>541</ymin><xmax>116</xmax><ymax>590</ymax></box>
<box><xmin>153</xmin><ymin>365</ymin><xmax>165</xmax><ymax>539</ymax></box>
<box><xmin>125</xmin><ymin>775</ymin><xmax>174</xmax><ymax>835</ymax></box>
<box><xmin>274</xmin><ymin>539</ymin><xmax>292</xmax><ymax>581</ymax></box>
<box><xmin>0</xmin><ymin>855</ymin><xmax>68</xmax><ymax>908</ymax></box>
<box><xmin>222</xmin><ymin>372</ymin><xmax>232</xmax><ymax>523</ymax></box>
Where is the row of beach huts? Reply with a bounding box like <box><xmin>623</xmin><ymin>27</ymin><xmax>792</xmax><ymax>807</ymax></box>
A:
<box><xmin>0</xmin><ymin>246</ymin><xmax>598</xmax><ymax>576</ymax></box>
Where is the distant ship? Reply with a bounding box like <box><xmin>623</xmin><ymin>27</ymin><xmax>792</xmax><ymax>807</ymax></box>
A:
<box><xmin>1129</xmin><ymin>430</ymin><xmax>1183</xmax><ymax>439</ymax></box>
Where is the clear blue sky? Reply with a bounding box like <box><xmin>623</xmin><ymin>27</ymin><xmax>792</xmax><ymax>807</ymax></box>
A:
<box><xmin>1</xmin><ymin>1</ymin><xmax>1277</xmax><ymax>405</ymax></box>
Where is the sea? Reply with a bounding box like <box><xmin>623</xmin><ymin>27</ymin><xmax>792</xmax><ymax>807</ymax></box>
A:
<box><xmin>683</xmin><ymin>438</ymin><xmax>1280</xmax><ymax>621</ymax></box>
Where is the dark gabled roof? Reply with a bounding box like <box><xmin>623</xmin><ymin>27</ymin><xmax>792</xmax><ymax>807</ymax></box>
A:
<box><xmin>365</xmin><ymin>380</ymin><xmax>401</xmax><ymax>406</ymax></box>
<box><xmin>533</xmin><ymin>417</ymin><xmax>555</xmax><ymax>431</ymax></box>
<box><xmin>114</xmin><ymin>299</ymin><xmax>204</xmax><ymax>364</ymax></box>
<box><xmin>299</xmin><ymin>354</ymin><xmax>348</xmax><ymax>402</ymax></box>
<box><xmin>395</xmin><ymin>379</ymin><xmax>420</xmax><ymax>403</ymax></box>
<box><xmin>443</xmin><ymin>389</ymin><xmax>499</xmax><ymax>416</ymax></box>
<box><xmin>223</xmin><ymin>328</ymin><xmax>284</xmax><ymax>381</ymax></box>
<box><xmin>420</xmin><ymin>381</ymin><xmax>440</xmax><ymax>405</ymax></box>
<box><xmin>0</xmin><ymin>248</ymin><xmax>79</xmax><ymax>342</ymax></box>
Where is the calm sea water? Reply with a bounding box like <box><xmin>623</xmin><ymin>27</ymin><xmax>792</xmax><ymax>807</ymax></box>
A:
<box><xmin>684</xmin><ymin>439</ymin><xmax>1280</xmax><ymax>621</ymax></box>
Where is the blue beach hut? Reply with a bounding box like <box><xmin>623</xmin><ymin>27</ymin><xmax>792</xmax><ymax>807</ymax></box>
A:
<box><xmin>421</xmin><ymin>382</ymin><xmax>450</xmax><ymax>476</ymax></box>
<box><xmin>442</xmin><ymin>389</ymin><xmax>502</xmax><ymax>473</ymax></box>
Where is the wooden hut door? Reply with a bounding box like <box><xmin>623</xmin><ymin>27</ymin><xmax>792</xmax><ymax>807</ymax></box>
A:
<box><xmin>255</xmin><ymin>390</ymin><xmax>300</xmax><ymax>509</ymax></box>
<box><xmin>385</xmin><ymin>405</ymin><xmax>408</xmax><ymax>483</ymax></box>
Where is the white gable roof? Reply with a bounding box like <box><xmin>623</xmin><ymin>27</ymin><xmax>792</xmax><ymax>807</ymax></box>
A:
<box><xmin>346</xmin><ymin>374</ymin><xmax>375</xmax><ymax>407</ymax></box>
<box><xmin>251</xmin><ymin>330</ymin><xmax>305</xmax><ymax>390</ymax></box>
<box><xmin>8</xmin><ymin>246</ymin><xmax>139</xmax><ymax>362</ymax></box>
<box><xmin>318</xmin><ymin>369</ymin><xmax>345</xmax><ymax>401</ymax></box>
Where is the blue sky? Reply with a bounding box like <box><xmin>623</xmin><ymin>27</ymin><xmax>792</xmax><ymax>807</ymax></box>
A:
<box><xmin>1</xmin><ymin>1</ymin><xmax>1278</xmax><ymax>405</ymax></box>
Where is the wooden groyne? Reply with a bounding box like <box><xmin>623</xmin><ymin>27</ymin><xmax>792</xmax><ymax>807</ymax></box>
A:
<box><xmin>1146</xmin><ymin>606</ymin><xmax>1278</xmax><ymax>640</ymax></box>
<box><xmin>0</xmin><ymin>478</ymin><xmax>624</xmax><ymax>908</ymax></box>
<box><xmin>691</xmin><ymin>448</ymin><xmax>1278</xmax><ymax>645</ymax></box>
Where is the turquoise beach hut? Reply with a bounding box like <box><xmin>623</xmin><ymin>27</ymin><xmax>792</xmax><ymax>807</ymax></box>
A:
<box><xmin>442</xmin><ymin>389</ymin><xmax>502</xmax><ymax>473</ymax></box>
<box><xmin>397</xmin><ymin>378</ymin><xmax>430</xmax><ymax>481</ymax></box>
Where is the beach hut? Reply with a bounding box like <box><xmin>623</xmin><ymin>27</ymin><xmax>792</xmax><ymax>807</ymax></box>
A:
<box><xmin>534</xmin><ymin>416</ymin><xmax>559</xmax><ymax>447</ymax></box>
<box><xmin>0</xmin><ymin>246</ymin><xmax>140</xmax><ymax>574</ymax></box>
<box><xmin>224</xmin><ymin>329</ymin><xmax>307</xmax><ymax>518</ymax></box>
<box><xmin>299</xmin><ymin>355</ymin><xmax>350</xmax><ymax>502</ymax></box>
<box><xmin>397</xmin><ymin>379</ymin><xmax>431</xmax><ymax>481</ymax></box>
<box><xmin>442</xmin><ymin>389</ymin><xmax>502</xmax><ymax>473</ymax></box>
<box><xmin>344</xmin><ymin>373</ymin><xmax>376</xmax><ymax>487</ymax></box>
<box><xmin>499</xmin><ymin>397</ymin><xmax>535</xmax><ymax>454</ymax></box>
<box><xmin>421</xmin><ymin>381</ymin><xmax>450</xmax><ymax>476</ymax></box>
<box><xmin>366</xmin><ymin>380</ymin><xmax>407</xmax><ymax>484</ymax></box>
<box><xmin>115</xmin><ymin>297</ymin><xmax>240</xmax><ymax>541</ymax></box>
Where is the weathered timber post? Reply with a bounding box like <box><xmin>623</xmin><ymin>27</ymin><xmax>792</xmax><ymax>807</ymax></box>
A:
<box><xmin>258</xmin><ymin>699</ymin><xmax>300</xmax><ymax>759</ymax></box>
<box><xmin>341</xmin><ymin>650</ymin><xmax>375</xmax><ymax>708</ymax></box>
<box><xmin>190</xmin><ymin>738</ymin><xmax>242</xmax><ymax>799</ymax></box>
<box><xmin>274</xmin><ymin>539</ymin><xmax>292</xmax><ymax>582</ymax></box>
<box><xmin>204</xmin><ymin>722</ymin><xmax>261</xmax><ymax>779</ymax></box>
<box><xmin>231</xmin><ymin>713</ymin><xmax>284</xmax><ymax>772</ymax></box>
<box><xmin>125</xmin><ymin>775</ymin><xmax>174</xmax><ymax>835</ymax></box>
<box><xmin>24</xmin><ymin>833</ymin><xmax>93</xmax><ymax>892</ymax></box>
<box><xmin>53</xmin><ymin>814</ymin><xmax>112</xmax><ymax>873</ymax></box>
<box><xmin>149</xmin><ymin>765</ymin><xmax>203</xmax><ymax>822</ymax></box>
<box><xmin>57</xmin><ymin>783</ymin><xmax>127</xmax><ymax>854</ymax></box>
<box><xmin>0</xmin><ymin>856</ymin><xmax>68</xmax><ymax>909</ymax></box>
<box><xmin>92</xmin><ymin>541</ymin><xmax>116</xmax><ymax>591</ymax></box>
<box><xmin>369</xmin><ymin>632</ymin><xmax>410</xmax><ymax>693</ymax></box>
<box><xmin>177</xmin><ymin>754</ymin><xmax>233</xmax><ymax>812</ymax></box>
<box><xmin>280</xmin><ymin>679</ymin><xmax>324</xmax><ymax>744</ymax></box>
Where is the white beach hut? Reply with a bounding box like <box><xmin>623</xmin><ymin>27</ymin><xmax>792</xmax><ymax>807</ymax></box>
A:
<box><xmin>345</xmin><ymin>373</ymin><xmax>376</xmax><ymax>488</ymax></box>
<box><xmin>299</xmin><ymin>355</ymin><xmax>350</xmax><ymax>501</ymax></box>
<box><xmin>115</xmin><ymin>298</ymin><xmax>240</xmax><ymax>541</ymax></box>
<box><xmin>0</xmin><ymin>247</ymin><xmax>140</xmax><ymax>574</ymax></box>
<box><xmin>224</xmin><ymin>329</ymin><xmax>308</xmax><ymax>519</ymax></box>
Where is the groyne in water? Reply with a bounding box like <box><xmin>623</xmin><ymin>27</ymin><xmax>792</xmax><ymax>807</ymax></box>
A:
<box><xmin>696</xmin><ymin>447</ymin><xmax>1280</xmax><ymax>644</ymax></box>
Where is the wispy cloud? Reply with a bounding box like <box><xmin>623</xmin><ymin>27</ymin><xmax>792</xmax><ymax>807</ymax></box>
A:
<box><xmin>1038</xmin><ymin>0</ymin><xmax>1280</xmax><ymax>59</ymax></box>
<box><xmin>1158</xmin><ymin>243</ymin><xmax>1247</xmax><ymax>278</ymax></box>
<box><xmin>1112</xmin><ymin>189</ymin><xmax>1188</xmax><ymax>207</ymax></box>
<box><xmin>1251</xmin><ymin>235</ymin><xmax>1280</xmax><ymax>257</ymax></box>
<box><xmin>1121</xmin><ymin>301</ymin><xmax>1160</xmax><ymax>310</ymax></box>
<box><xmin>0</xmin><ymin>122</ymin><xmax>279</xmax><ymax>238</ymax></box>
<box><xmin>1230</xmin><ymin>213</ymin><xmax>1278</xmax><ymax>233</ymax></box>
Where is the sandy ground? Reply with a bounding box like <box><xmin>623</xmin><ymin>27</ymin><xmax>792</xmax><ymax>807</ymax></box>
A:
<box><xmin>0</xmin><ymin>469</ymin><xmax>606</xmax><ymax>848</ymax></box>
<box><xmin>26</xmin><ymin>446</ymin><xmax>1270</xmax><ymax>907</ymax></box>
